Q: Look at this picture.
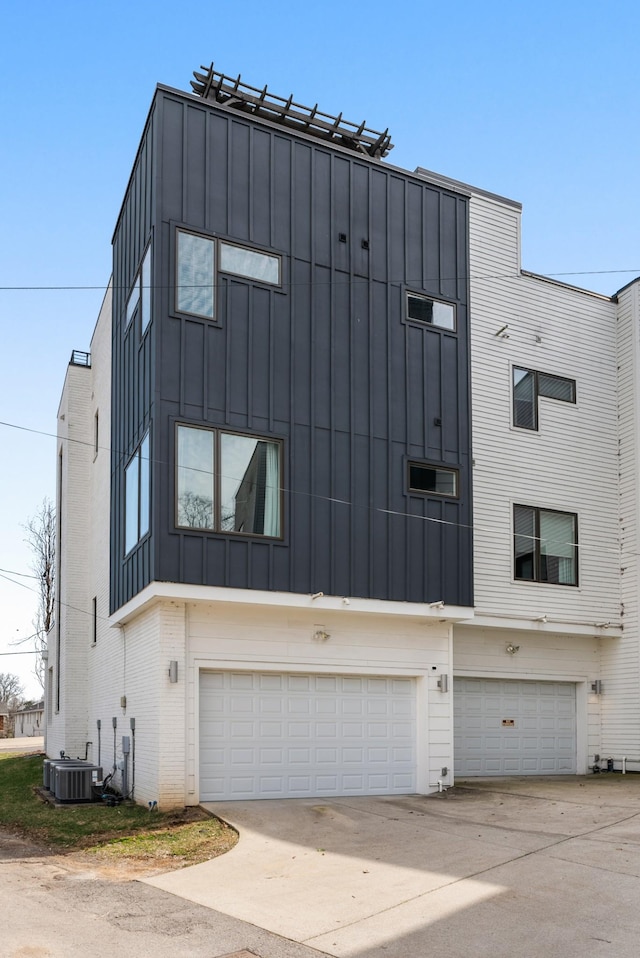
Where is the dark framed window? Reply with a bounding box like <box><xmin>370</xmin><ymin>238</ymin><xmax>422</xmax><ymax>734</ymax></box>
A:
<box><xmin>91</xmin><ymin>597</ymin><xmax>97</xmax><ymax>645</ymax></box>
<box><xmin>513</xmin><ymin>367</ymin><xmax>576</xmax><ymax>430</ymax></box>
<box><xmin>175</xmin><ymin>229</ymin><xmax>282</xmax><ymax>321</ymax></box>
<box><xmin>176</xmin><ymin>230</ymin><xmax>215</xmax><ymax>319</ymax></box>
<box><xmin>514</xmin><ymin>505</ymin><xmax>578</xmax><ymax>586</ymax></box>
<box><xmin>124</xmin><ymin>432</ymin><xmax>150</xmax><ymax>555</ymax></box>
<box><xmin>93</xmin><ymin>410</ymin><xmax>99</xmax><ymax>460</ymax></box>
<box><xmin>176</xmin><ymin>425</ymin><xmax>282</xmax><ymax>538</ymax></box>
<box><xmin>219</xmin><ymin>241</ymin><xmax>281</xmax><ymax>285</ymax></box>
<box><xmin>406</xmin><ymin>292</ymin><xmax>456</xmax><ymax>331</ymax></box>
<box><xmin>408</xmin><ymin>461</ymin><xmax>458</xmax><ymax>497</ymax></box>
<box><xmin>125</xmin><ymin>242</ymin><xmax>152</xmax><ymax>332</ymax></box>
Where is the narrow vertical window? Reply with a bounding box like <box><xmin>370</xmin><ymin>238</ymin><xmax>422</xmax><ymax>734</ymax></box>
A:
<box><xmin>176</xmin><ymin>231</ymin><xmax>215</xmax><ymax>318</ymax></box>
<box><xmin>140</xmin><ymin>244</ymin><xmax>152</xmax><ymax>332</ymax></box>
<box><xmin>139</xmin><ymin>433</ymin><xmax>150</xmax><ymax>538</ymax></box>
<box><xmin>124</xmin><ymin>432</ymin><xmax>150</xmax><ymax>554</ymax></box>
<box><xmin>220</xmin><ymin>433</ymin><xmax>281</xmax><ymax>536</ymax></box>
<box><xmin>124</xmin><ymin>452</ymin><xmax>139</xmax><ymax>554</ymax></box>
<box><xmin>176</xmin><ymin>426</ymin><xmax>215</xmax><ymax>529</ymax></box>
<box><xmin>94</xmin><ymin>410</ymin><xmax>99</xmax><ymax>459</ymax></box>
<box><xmin>92</xmin><ymin>597</ymin><xmax>97</xmax><ymax>645</ymax></box>
<box><xmin>513</xmin><ymin>368</ymin><xmax>537</xmax><ymax>430</ymax></box>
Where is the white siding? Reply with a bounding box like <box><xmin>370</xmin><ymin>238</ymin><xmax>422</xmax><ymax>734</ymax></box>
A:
<box><xmin>601</xmin><ymin>280</ymin><xmax>640</xmax><ymax>762</ymax></box>
<box><xmin>469</xmin><ymin>194</ymin><xmax>620</xmax><ymax>624</ymax></box>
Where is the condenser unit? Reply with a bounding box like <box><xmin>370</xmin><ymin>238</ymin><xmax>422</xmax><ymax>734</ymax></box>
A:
<box><xmin>54</xmin><ymin>765</ymin><xmax>103</xmax><ymax>803</ymax></box>
<box><xmin>46</xmin><ymin>760</ymin><xmax>92</xmax><ymax>793</ymax></box>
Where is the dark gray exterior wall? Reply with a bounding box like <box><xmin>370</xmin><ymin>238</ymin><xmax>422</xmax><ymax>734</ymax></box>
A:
<box><xmin>111</xmin><ymin>86</ymin><xmax>473</xmax><ymax>612</ymax></box>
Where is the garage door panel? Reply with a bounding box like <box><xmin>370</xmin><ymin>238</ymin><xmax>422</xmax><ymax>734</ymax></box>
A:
<box><xmin>200</xmin><ymin>671</ymin><xmax>416</xmax><ymax>800</ymax></box>
<box><xmin>454</xmin><ymin>678</ymin><xmax>576</xmax><ymax>776</ymax></box>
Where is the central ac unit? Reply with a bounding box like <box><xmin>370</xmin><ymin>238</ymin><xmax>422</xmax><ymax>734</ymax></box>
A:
<box><xmin>54</xmin><ymin>765</ymin><xmax>103</xmax><ymax>803</ymax></box>
<box><xmin>46</xmin><ymin>759</ymin><xmax>92</xmax><ymax>793</ymax></box>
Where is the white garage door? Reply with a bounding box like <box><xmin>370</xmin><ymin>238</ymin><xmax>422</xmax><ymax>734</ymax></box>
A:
<box><xmin>199</xmin><ymin>671</ymin><xmax>416</xmax><ymax>800</ymax></box>
<box><xmin>454</xmin><ymin>677</ymin><xmax>576</xmax><ymax>776</ymax></box>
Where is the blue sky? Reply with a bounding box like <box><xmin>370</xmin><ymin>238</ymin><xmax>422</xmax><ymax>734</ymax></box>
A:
<box><xmin>1</xmin><ymin>0</ymin><xmax>638</xmax><ymax>699</ymax></box>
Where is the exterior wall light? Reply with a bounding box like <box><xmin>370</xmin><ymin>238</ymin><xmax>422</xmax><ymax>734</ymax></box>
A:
<box><xmin>168</xmin><ymin>661</ymin><xmax>178</xmax><ymax>683</ymax></box>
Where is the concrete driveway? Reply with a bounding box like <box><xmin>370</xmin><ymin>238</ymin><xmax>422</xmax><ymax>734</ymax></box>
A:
<box><xmin>145</xmin><ymin>776</ymin><xmax>640</xmax><ymax>957</ymax></box>
<box><xmin>0</xmin><ymin>735</ymin><xmax>43</xmax><ymax>753</ymax></box>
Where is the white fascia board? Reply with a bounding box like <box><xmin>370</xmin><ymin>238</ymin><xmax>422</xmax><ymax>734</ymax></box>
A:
<box><xmin>457</xmin><ymin>612</ymin><xmax>622</xmax><ymax>639</ymax></box>
<box><xmin>109</xmin><ymin>582</ymin><xmax>473</xmax><ymax>627</ymax></box>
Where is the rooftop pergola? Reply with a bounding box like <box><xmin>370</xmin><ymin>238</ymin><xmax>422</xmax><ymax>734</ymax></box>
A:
<box><xmin>191</xmin><ymin>63</ymin><xmax>394</xmax><ymax>159</ymax></box>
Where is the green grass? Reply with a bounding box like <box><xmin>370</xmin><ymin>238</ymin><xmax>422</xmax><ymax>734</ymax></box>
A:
<box><xmin>0</xmin><ymin>752</ymin><xmax>237</xmax><ymax>865</ymax></box>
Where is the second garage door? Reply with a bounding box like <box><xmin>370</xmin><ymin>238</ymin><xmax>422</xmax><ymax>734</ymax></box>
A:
<box><xmin>454</xmin><ymin>677</ymin><xmax>577</xmax><ymax>776</ymax></box>
<box><xmin>199</xmin><ymin>671</ymin><xmax>416</xmax><ymax>800</ymax></box>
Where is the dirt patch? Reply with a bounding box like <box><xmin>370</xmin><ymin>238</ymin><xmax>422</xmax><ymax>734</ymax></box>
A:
<box><xmin>0</xmin><ymin>806</ymin><xmax>238</xmax><ymax>882</ymax></box>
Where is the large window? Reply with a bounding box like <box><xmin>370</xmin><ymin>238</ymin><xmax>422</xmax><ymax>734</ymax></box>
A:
<box><xmin>176</xmin><ymin>425</ymin><xmax>282</xmax><ymax>537</ymax></box>
<box><xmin>514</xmin><ymin>505</ymin><xmax>578</xmax><ymax>586</ymax></box>
<box><xmin>124</xmin><ymin>433</ymin><xmax>150</xmax><ymax>554</ymax></box>
<box><xmin>513</xmin><ymin>367</ymin><xmax>575</xmax><ymax>430</ymax></box>
<box><xmin>175</xmin><ymin>230</ymin><xmax>282</xmax><ymax>321</ymax></box>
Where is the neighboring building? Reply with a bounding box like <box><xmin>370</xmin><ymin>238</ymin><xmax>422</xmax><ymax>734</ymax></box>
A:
<box><xmin>14</xmin><ymin>701</ymin><xmax>45</xmax><ymax>738</ymax></box>
<box><xmin>0</xmin><ymin>706</ymin><xmax>10</xmax><ymax>737</ymax></box>
<box><xmin>48</xmin><ymin>64</ymin><xmax>640</xmax><ymax>806</ymax></box>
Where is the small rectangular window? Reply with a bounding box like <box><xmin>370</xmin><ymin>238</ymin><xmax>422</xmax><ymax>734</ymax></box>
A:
<box><xmin>514</xmin><ymin>504</ymin><xmax>577</xmax><ymax>586</ymax></box>
<box><xmin>538</xmin><ymin>373</ymin><xmax>575</xmax><ymax>403</ymax></box>
<box><xmin>176</xmin><ymin>230</ymin><xmax>215</xmax><ymax>318</ymax></box>
<box><xmin>408</xmin><ymin>462</ymin><xmax>458</xmax><ymax>497</ymax></box>
<box><xmin>220</xmin><ymin>242</ymin><xmax>281</xmax><ymax>285</ymax></box>
<box><xmin>407</xmin><ymin>293</ymin><xmax>456</xmax><ymax>331</ymax></box>
<box><xmin>92</xmin><ymin>597</ymin><xmax>97</xmax><ymax>644</ymax></box>
<box><xmin>94</xmin><ymin>410</ymin><xmax>99</xmax><ymax>459</ymax></box>
<box><xmin>513</xmin><ymin>367</ymin><xmax>576</xmax><ymax>430</ymax></box>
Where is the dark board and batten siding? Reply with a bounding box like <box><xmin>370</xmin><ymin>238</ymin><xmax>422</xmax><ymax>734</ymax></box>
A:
<box><xmin>110</xmin><ymin>104</ymin><xmax>157</xmax><ymax>612</ymax></box>
<box><xmin>111</xmin><ymin>87</ymin><xmax>473</xmax><ymax>612</ymax></box>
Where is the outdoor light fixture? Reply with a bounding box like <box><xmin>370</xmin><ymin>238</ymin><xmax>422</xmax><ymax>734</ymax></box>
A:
<box><xmin>437</xmin><ymin>674</ymin><xmax>449</xmax><ymax>692</ymax></box>
<box><xmin>168</xmin><ymin>661</ymin><xmax>178</xmax><ymax>683</ymax></box>
<box><xmin>591</xmin><ymin>680</ymin><xmax>603</xmax><ymax>695</ymax></box>
<box><xmin>313</xmin><ymin>630</ymin><xmax>330</xmax><ymax>642</ymax></box>
<box><xmin>506</xmin><ymin>644</ymin><xmax>520</xmax><ymax>655</ymax></box>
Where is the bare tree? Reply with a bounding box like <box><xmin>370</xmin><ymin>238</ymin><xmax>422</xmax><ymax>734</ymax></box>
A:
<box><xmin>0</xmin><ymin>672</ymin><xmax>24</xmax><ymax>707</ymax></box>
<box><xmin>22</xmin><ymin>498</ymin><xmax>55</xmax><ymax>690</ymax></box>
